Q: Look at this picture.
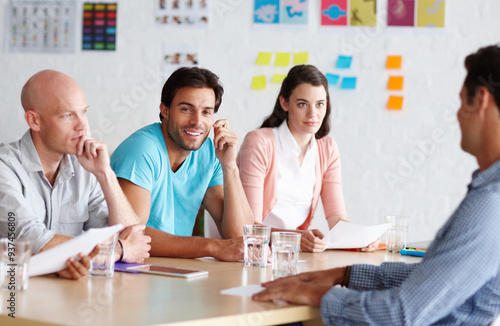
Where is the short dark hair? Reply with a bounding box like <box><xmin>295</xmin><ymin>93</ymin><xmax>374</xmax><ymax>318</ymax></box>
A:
<box><xmin>464</xmin><ymin>44</ymin><xmax>500</xmax><ymax>108</ymax></box>
<box><xmin>159</xmin><ymin>67</ymin><xmax>224</xmax><ymax>121</ymax></box>
<box><xmin>260</xmin><ymin>65</ymin><xmax>331</xmax><ymax>139</ymax></box>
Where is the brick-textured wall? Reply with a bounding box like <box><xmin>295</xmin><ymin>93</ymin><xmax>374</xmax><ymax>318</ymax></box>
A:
<box><xmin>1</xmin><ymin>0</ymin><xmax>498</xmax><ymax>241</ymax></box>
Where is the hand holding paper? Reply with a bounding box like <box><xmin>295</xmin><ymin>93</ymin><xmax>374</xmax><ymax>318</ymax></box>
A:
<box><xmin>322</xmin><ymin>221</ymin><xmax>388</xmax><ymax>249</ymax></box>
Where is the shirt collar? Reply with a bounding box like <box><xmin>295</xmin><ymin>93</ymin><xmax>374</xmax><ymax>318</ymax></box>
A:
<box><xmin>277</xmin><ymin>121</ymin><xmax>315</xmax><ymax>157</ymax></box>
<box><xmin>469</xmin><ymin>160</ymin><xmax>500</xmax><ymax>190</ymax></box>
<box><xmin>20</xmin><ymin>130</ymin><xmax>75</xmax><ymax>180</ymax></box>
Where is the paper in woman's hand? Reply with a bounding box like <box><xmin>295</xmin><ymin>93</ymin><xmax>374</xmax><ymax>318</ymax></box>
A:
<box><xmin>323</xmin><ymin>221</ymin><xmax>388</xmax><ymax>249</ymax></box>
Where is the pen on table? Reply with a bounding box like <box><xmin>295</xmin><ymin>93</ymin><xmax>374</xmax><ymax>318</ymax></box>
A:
<box><xmin>405</xmin><ymin>247</ymin><xmax>427</xmax><ymax>251</ymax></box>
<box><xmin>400</xmin><ymin>249</ymin><xmax>426</xmax><ymax>257</ymax></box>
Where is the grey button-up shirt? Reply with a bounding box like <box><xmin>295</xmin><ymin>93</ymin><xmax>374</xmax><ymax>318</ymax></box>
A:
<box><xmin>0</xmin><ymin>131</ymin><xmax>108</xmax><ymax>253</ymax></box>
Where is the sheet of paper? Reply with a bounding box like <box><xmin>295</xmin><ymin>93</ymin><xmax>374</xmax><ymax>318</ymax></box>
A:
<box><xmin>29</xmin><ymin>224</ymin><xmax>123</xmax><ymax>277</ymax></box>
<box><xmin>221</xmin><ymin>284</ymin><xmax>264</xmax><ymax>297</ymax></box>
<box><xmin>323</xmin><ymin>221</ymin><xmax>388</xmax><ymax>249</ymax></box>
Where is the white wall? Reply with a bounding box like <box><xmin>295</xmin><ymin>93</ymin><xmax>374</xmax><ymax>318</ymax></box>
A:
<box><xmin>1</xmin><ymin>0</ymin><xmax>499</xmax><ymax>242</ymax></box>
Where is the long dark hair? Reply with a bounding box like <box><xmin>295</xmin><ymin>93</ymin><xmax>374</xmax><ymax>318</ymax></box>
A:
<box><xmin>260</xmin><ymin>64</ymin><xmax>331</xmax><ymax>139</ymax></box>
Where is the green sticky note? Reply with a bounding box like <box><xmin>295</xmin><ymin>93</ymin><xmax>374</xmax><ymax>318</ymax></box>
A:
<box><xmin>294</xmin><ymin>52</ymin><xmax>308</xmax><ymax>65</ymax></box>
<box><xmin>275</xmin><ymin>52</ymin><xmax>291</xmax><ymax>67</ymax></box>
<box><xmin>256</xmin><ymin>52</ymin><xmax>272</xmax><ymax>65</ymax></box>
<box><xmin>252</xmin><ymin>76</ymin><xmax>267</xmax><ymax>90</ymax></box>
<box><xmin>272</xmin><ymin>74</ymin><xmax>287</xmax><ymax>83</ymax></box>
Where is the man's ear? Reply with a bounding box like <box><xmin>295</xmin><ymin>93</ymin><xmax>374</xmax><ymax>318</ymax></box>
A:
<box><xmin>279</xmin><ymin>96</ymin><xmax>289</xmax><ymax>112</ymax></box>
<box><xmin>25</xmin><ymin>110</ymin><xmax>41</xmax><ymax>132</ymax></box>
<box><xmin>476</xmin><ymin>86</ymin><xmax>495</xmax><ymax>115</ymax></box>
<box><xmin>159</xmin><ymin>103</ymin><xmax>169</xmax><ymax>121</ymax></box>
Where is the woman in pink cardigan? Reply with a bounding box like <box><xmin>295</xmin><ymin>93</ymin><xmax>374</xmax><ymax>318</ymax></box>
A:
<box><xmin>237</xmin><ymin>65</ymin><xmax>378</xmax><ymax>252</ymax></box>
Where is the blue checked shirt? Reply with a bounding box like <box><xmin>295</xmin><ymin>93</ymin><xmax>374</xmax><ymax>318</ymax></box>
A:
<box><xmin>321</xmin><ymin>161</ymin><xmax>500</xmax><ymax>325</ymax></box>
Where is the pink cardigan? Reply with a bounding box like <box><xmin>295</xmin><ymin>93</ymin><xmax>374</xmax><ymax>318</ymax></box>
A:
<box><xmin>237</xmin><ymin>128</ymin><xmax>346</xmax><ymax>230</ymax></box>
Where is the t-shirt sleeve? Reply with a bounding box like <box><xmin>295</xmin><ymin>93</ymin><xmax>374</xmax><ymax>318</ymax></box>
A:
<box><xmin>110</xmin><ymin>133</ymin><xmax>160</xmax><ymax>192</ymax></box>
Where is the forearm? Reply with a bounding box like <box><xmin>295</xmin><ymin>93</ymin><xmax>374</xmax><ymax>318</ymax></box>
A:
<box><xmin>220</xmin><ymin>166</ymin><xmax>254</xmax><ymax>238</ymax></box>
<box><xmin>326</xmin><ymin>215</ymin><xmax>348</xmax><ymax>229</ymax></box>
<box><xmin>39</xmin><ymin>234</ymin><xmax>73</xmax><ymax>252</ymax></box>
<box><xmin>95</xmin><ymin>167</ymin><xmax>139</xmax><ymax>226</ymax></box>
<box><xmin>146</xmin><ymin>227</ymin><xmax>219</xmax><ymax>258</ymax></box>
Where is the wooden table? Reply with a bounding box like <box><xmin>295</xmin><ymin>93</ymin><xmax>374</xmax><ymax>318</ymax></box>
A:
<box><xmin>0</xmin><ymin>250</ymin><xmax>421</xmax><ymax>326</ymax></box>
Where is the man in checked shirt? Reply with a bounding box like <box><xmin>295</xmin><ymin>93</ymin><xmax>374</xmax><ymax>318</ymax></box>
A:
<box><xmin>253</xmin><ymin>45</ymin><xmax>500</xmax><ymax>325</ymax></box>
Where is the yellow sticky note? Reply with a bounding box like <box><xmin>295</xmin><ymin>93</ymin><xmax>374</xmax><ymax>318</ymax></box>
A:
<box><xmin>294</xmin><ymin>52</ymin><xmax>308</xmax><ymax>65</ymax></box>
<box><xmin>386</xmin><ymin>56</ymin><xmax>402</xmax><ymax>69</ymax></box>
<box><xmin>275</xmin><ymin>52</ymin><xmax>291</xmax><ymax>67</ymax></box>
<box><xmin>417</xmin><ymin>0</ymin><xmax>446</xmax><ymax>28</ymax></box>
<box><xmin>387</xmin><ymin>76</ymin><xmax>404</xmax><ymax>91</ymax></box>
<box><xmin>387</xmin><ymin>96</ymin><xmax>404</xmax><ymax>110</ymax></box>
<box><xmin>251</xmin><ymin>76</ymin><xmax>267</xmax><ymax>90</ymax></box>
<box><xmin>256</xmin><ymin>52</ymin><xmax>272</xmax><ymax>65</ymax></box>
<box><xmin>272</xmin><ymin>74</ymin><xmax>287</xmax><ymax>83</ymax></box>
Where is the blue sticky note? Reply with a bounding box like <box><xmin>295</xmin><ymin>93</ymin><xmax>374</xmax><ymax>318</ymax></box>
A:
<box><xmin>326</xmin><ymin>73</ymin><xmax>340</xmax><ymax>86</ymax></box>
<box><xmin>336</xmin><ymin>55</ymin><xmax>352</xmax><ymax>69</ymax></box>
<box><xmin>340</xmin><ymin>77</ymin><xmax>357</xmax><ymax>90</ymax></box>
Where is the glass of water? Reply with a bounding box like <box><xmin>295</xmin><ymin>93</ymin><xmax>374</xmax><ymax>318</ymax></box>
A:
<box><xmin>0</xmin><ymin>239</ymin><xmax>32</xmax><ymax>291</ymax></box>
<box><xmin>243</xmin><ymin>225</ymin><xmax>271</xmax><ymax>267</ymax></box>
<box><xmin>271</xmin><ymin>232</ymin><xmax>301</xmax><ymax>278</ymax></box>
<box><xmin>90</xmin><ymin>233</ymin><xmax>118</xmax><ymax>278</ymax></box>
<box><xmin>385</xmin><ymin>216</ymin><xmax>410</xmax><ymax>252</ymax></box>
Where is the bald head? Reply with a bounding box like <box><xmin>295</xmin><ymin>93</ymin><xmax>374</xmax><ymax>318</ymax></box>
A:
<box><xmin>21</xmin><ymin>70</ymin><xmax>86</xmax><ymax>114</ymax></box>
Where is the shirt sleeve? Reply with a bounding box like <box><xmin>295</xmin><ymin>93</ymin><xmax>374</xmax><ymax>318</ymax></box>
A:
<box><xmin>320</xmin><ymin>193</ymin><xmax>500</xmax><ymax>326</ymax></box>
<box><xmin>236</xmin><ymin>130</ymin><xmax>270</xmax><ymax>223</ymax></box>
<box><xmin>0</xmin><ymin>160</ymin><xmax>53</xmax><ymax>253</ymax></box>
<box><xmin>318</xmin><ymin>138</ymin><xmax>347</xmax><ymax>226</ymax></box>
<box><xmin>110</xmin><ymin>133</ymin><xmax>160</xmax><ymax>192</ymax></box>
<box><xmin>84</xmin><ymin>176</ymin><xmax>109</xmax><ymax>230</ymax></box>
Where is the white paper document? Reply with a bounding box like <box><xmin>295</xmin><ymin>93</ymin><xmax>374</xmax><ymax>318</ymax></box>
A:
<box><xmin>28</xmin><ymin>224</ymin><xmax>123</xmax><ymax>277</ymax></box>
<box><xmin>323</xmin><ymin>221</ymin><xmax>388</xmax><ymax>249</ymax></box>
<box><xmin>221</xmin><ymin>284</ymin><xmax>265</xmax><ymax>297</ymax></box>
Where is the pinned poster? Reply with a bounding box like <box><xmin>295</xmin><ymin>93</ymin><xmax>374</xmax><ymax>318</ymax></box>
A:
<box><xmin>254</xmin><ymin>0</ymin><xmax>309</xmax><ymax>26</ymax></box>
<box><xmin>161</xmin><ymin>43</ymin><xmax>200</xmax><ymax>79</ymax></box>
<box><xmin>82</xmin><ymin>3</ymin><xmax>117</xmax><ymax>51</ymax></box>
<box><xmin>387</xmin><ymin>76</ymin><xmax>404</xmax><ymax>91</ymax></box>
<box><xmin>256</xmin><ymin>52</ymin><xmax>273</xmax><ymax>65</ymax></box>
<box><xmin>386</xmin><ymin>55</ymin><xmax>402</xmax><ymax>69</ymax></box>
<box><xmin>416</xmin><ymin>0</ymin><xmax>445</xmax><ymax>28</ymax></box>
<box><xmin>321</xmin><ymin>0</ymin><xmax>347</xmax><ymax>26</ymax></box>
<box><xmin>340</xmin><ymin>77</ymin><xmax>357</xmax><ymax>90</ymax></box>
<box><xmin>387</xmin><ymin>0</ymin><xmax>415</xmax><ymax>27</ymax></box>
<box><xmin>294</xmin><ymin>51</ymin><xmax>309</xmax><ymax>65</ymax></box>
<box><xmin>252</xmin><ymin>75</ymin><xmax>267</xmax><ymax>90</ymax></box>
<box><xmin>155</xmin><ymin>0</ymin><xmax>209</xmax><ymax>27</ymax></box>
<box><xmin>387</xmin><ymin>95</ymin><xmax>404</xmax><ymax>110</ymax></box>
<box><xmin>275</xmin><ymin>52</ymin><xmax>291</xmax><ymax>66</ymax></box>
<box><xmin>350</xmin><ymin>0</ymin><xmax>377</xmax><ymax>27</ymax></box>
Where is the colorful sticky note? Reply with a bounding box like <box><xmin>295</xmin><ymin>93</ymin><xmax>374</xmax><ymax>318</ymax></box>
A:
<box><xmin>387</xmin><ymin>76</ymin><xmax>404</xmax><ymax>91</ymax></box>
<box><xmin>251</xmin><ymin>76</ymin><xmax>267</xmax><ymax>90</ymax></box>
<box><xmin>336</xmin><ymin>55</ymin><xmax>352</xmax><ymax>69</ymax></box>
<box><xmin>256</xmin><ymin>52</ymin><xmax>272</xmax><ymax>65</ymax></box>
<box><xmin>294</xmin><ymin>52</ymin><xmax>309</xmax><ymax>65</ymax></box>
<box><xmin>326</xmin><ymin>73</ymin><xmax>340</xmax><ymax>86</ymax></box>
<box><xmin>275</xmin><ymin>52</ymin><xmax>291</xmax><ymax>67</ymax></box>
<box><xmin>340</xmin><ymin>77</ymin><xmax>357</xmax><ymax>90</ymax></box>
<box><xmin>387</xmin><ymin>95</ymin><xmax>404</xmax><ymax>110</ymax></box>
<box><xmin>272</xmin><ymin>74</ymin><xmax>287</xmax><ymax>83</ymax></box>
<box><xmin>386</xmin><ymin>55</ymin><xmax>402</xmax><ymax>69</ymax></box>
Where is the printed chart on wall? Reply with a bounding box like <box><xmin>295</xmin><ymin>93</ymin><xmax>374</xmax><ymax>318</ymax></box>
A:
<box><xmin>254</xmin><ymin>0</ymin><xmax>309</xmax><ymax>28</ymax></box>
<box><xmin>321</xmin><ymin>0</ymin><xmax>377</xmax><ymax>27</ymax></box>
<box><xmin>82</xmin><ymin>3</ymin><xmax>117</xmax><ymax>51</ymax></box>
<box><xmin>5</xmin><ymin>0</ymin><xmax>77</xmax><ymax>53</ymax></box>
<box><xmin>161</xmin><ymin>43</ymin><xmax>200</xmax><ymax>80</ymax></box>
<box><xmin>155</xmin><ymin>0</ymin><xmax>209</xmax><ymax>27</ymax></box>
<box><xmin>387</xmin><ymin>0</ymin><xmax>446</xmax><ymax>28</ymax></box>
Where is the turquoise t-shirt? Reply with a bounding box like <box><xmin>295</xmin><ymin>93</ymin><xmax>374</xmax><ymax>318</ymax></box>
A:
<box><xmin>110</xmin><ymin>123</ymin><xmax>223</xmax><ymax>236</ymax></box>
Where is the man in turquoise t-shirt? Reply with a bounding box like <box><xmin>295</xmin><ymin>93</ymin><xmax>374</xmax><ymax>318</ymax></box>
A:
<box><xmin>111</xmin><ymin>67</ymin><xmax>253</xmax><ymax>261</ymax></box>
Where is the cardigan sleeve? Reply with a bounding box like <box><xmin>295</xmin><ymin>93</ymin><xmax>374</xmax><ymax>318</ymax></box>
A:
<box><xmin>318</xmin><ymin>137</ymin><xmax>347</xmax><ymax>227</ymax></box>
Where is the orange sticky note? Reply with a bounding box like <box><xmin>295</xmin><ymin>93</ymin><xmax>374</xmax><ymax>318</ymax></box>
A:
<box><xmin>386</xmin><ymin>56</ymin><xmax>402</xmax><ymax>69</ymax></box>
<box><xmin>388</xmin><ymin>76</ymin><xmax>404</xmax><ymax>91</ymax></box>
<box><xmin>387</xmin><ymin>96</ymin><xmax>404</xmax><ymax>110</ymax></box>
<box><xmin>251</xmin><ymin>76</ymin><xmax>267</xmax><ymax>90</ymax></box>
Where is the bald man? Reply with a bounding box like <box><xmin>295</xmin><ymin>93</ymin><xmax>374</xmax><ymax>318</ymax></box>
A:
<box><xmin>0</xmin><ymin>70</ymin><xmax>151</xmax><ymax>279</ymax></box>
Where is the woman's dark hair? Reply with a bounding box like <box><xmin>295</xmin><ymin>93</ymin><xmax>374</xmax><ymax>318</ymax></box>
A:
<box><xmin>464</xmin><ymin>45</ymin><xmax>500</xmax><ymax>108</ymax></box>
<box><xmin>260</xmin><ymin>64</ymin><xmax>331</xmax><ymax>139</ymax></box>
<box><xmin>159</xmin><ymin>66</ymin><xmax>224</xmax><ymax>121</ymax></box>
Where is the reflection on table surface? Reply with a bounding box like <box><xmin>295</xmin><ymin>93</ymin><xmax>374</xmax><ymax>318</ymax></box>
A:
<box><xmin>0</xmin><ymin>249</ymin><xmax>421</xmax><ymax>326</ymax></box>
